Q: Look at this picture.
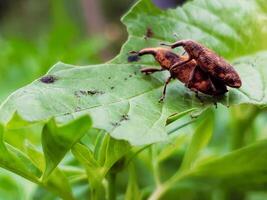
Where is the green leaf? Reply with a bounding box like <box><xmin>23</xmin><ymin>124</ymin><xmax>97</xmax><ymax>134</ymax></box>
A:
<box><xmin>71</xmin><ymin>143</ymin><xmax>102</xmax><ymax>185</ymax></box>
<box><xmin>0</xmin><ymin>124</ymin><xmax>41</xmax><ymax>182</ymax></box>
<box><xmin>103</xmin><ymin>136</ymin><xmax>131</xmax><ymax>172</ymax></box>
<box><xmin>180</xmin><ymin>115</ymin><xmax>213</xmax><ymax>171</ymax></box>
<box><xmin>157</xmin><ymin>133</ymin><xmax>188</xmax><ymax>163</ymax></box>
<box><xmin>125</xmin><ymin>164</ymin><xmax>142</xmax><ymax>200</ymax></box>
<box><xmin>0</xmin><ymin>130</ymin><xmax>74</xmax><ymax>199</ymax></box>
<box><xmin>181</xmin><ymin>139</ymin><xmax>267</xmax><ymax>189</ymax></box>
<box><xmin>42</xmin><ymin>115</ymin><xmax>92</xmax><ymax>179</ymax></box>
<box><xmin>25</xmin><ymin>142</ymin><xmax>74</xmax><ymax>200</ymax></box>
<box><xmin>0</xmin><ymin>169</ymin><xmax>34</xmax><ymax>200</ymax></box>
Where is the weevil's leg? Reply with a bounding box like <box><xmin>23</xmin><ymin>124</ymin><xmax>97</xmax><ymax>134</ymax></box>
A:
<box><xmin>141</xmin><ymin>67</ymin><xmax>166</xmax><ymax>75</ymax></box>
<box><xmin>195</xmin><ymin>91</ymin><xmax>204</xmax><ymax>105</ymax></box>
<box><xmin>159</xmin><ymin>76</ymin><xmax>172</xmax><ymax>103</ymax></box>
<box><xmin>185</xmin><ymin>66</ymin><xmax>197</xmax><ymax>88</ymax></box>
<box><xmin>213</xmin><ymin>101</ymin><xmax>218</xmax><ymax>108</ymax></box>
<box><xmin>170</xmin><ymin>57</ymin><xmax>193</xmax><ymax>71</ymax></box>
<box><xmin>182</xmin><ymin>51</ymin><xmax>187</xmax><ymax>56</ymax></box>
<box><xmin>209</xmin><ymin>79</ymin><xmax>219</xmax><ymax>108</ymax></box>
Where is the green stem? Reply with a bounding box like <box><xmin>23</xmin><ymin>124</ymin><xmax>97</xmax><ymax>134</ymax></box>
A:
<box><xmin>148</xmin><ymin>170</ymin><xmax>190</xmax><ymax>200</ymax></box>
<box><xmin>108</xmin><ymin>173</ymin><xmax>116</xmax><ymax>200</ymax></box>
<box><xmin>90</xmin><ymin>181</ymin><xmax>106</xmax><ymax>200</ymax></box>
<box><xmin>148</xmin><ymin>184</ymin><xmax>168</xmax><ymax>200</ymax></box>
<box><xmin>150</xmin><ymin>146</ymin><xmax>161</xmax><ymax>186</ymax></box>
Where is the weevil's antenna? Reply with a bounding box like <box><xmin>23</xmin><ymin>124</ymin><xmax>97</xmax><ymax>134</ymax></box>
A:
<box><xmin>160</xmin><ymin>43</ymin><xmax>172</xmax><ymax>47</ymax></box>
<box><xmin>129</xmin><ymin>50</ymin><xmax>138</xmax><ymax>54</ymax></box>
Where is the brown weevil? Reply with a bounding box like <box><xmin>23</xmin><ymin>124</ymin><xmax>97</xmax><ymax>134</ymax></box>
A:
<box><xmin>161</xmin><ymin>39</ymin><xmax>242</xmax><ymax>88</ymax></box>
<box><xmin>129</xmin><ymin>47</ymin><xmax>227</xmax><ymax>102</ymax></box>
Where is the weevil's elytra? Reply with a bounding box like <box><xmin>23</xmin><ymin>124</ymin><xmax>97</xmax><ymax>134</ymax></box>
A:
<box><xmin>161</xmin><ymin>39</ymin><xmax>242</xmax><ymax>88</ymax></box>
<box><xmin>128</xmin><ymin>47</ymin><xmax>228</xmax><ymax>102</ymax></box>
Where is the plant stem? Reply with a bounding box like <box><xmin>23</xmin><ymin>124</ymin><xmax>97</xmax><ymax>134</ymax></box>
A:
<box><xmin>151</xmin><ymin>145</ymin><xmax>161</xmax><ymax>186</ymax></box>
<box><xmin>90</xmin><ymin>181</ymin><xmax>106</xmax><ymax>200</ymax></box>
<box><xmin>148</xmin><ymin>184</ymin><xmax>168</xmax><ymax>200</ymax></box>
<box><xmin>148</xmin><ymin>171</ymin><xmax>190</xmax><ymax>200</ymax></box>
<box><xmin>108</xmin><ymin>173</ymin><xmax>116</xmax><ymax>200</ymax></box>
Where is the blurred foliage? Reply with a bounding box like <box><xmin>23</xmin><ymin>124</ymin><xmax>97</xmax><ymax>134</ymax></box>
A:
<box><xmin>0</xmin><ymin>0</ymin><xmax>109</xmax><ymax>102</ymax></box>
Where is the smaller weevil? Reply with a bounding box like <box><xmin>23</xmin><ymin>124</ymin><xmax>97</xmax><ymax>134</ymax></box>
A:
<box><xmin>161</xmin><ymin>39</ymin><xmax>242</xmax><ymax>88</ymax></box>
<box><xmin>129</xmin><ymin>47</ymin><xmax>227</xmax><ymax>102</ymax></box>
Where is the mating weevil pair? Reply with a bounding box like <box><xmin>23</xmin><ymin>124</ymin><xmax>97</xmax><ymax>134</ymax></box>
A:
<box><xmin>129</xmin><ymin>39</ymin><xmax>242</xmax><ymax>104</ymax></box>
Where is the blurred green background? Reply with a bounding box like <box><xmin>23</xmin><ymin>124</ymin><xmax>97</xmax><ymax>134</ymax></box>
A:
<box><xmin>0</xmin><ymin>0</ymin><xmax>135</xmax><ymax>102</ymax></box>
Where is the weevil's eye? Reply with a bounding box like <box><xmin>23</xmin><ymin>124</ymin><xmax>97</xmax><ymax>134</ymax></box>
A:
<box><xmin>128</xmin><ymin>54</ymin><xmax>140</xmax><ymax>62</ymax></box>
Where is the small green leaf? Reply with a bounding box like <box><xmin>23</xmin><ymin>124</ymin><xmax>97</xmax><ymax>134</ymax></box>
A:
<box><xmin>103</xmin><ymin>136</ymin><xmax>131</xmax><ymax>172</ymax></box>
<box><xmin>0</xmin><ymin>124</ymin><xmax>41</xmax><ymax>182</ymax></box>
<box><xmin>158</xmin><ymin>133</ymin><xmax>188</xmax><ymax>163</ymax></box>
<box><xmin>182</xmin><ymin>139</ymin><xmax>267</xmax><ymax>189</ymax></box>
<box><xmin>25</xmin><ymin>142</ymin><xmax>74</xmax><ymax>200</ymax></box>
<box><xmin>42</xmin><ymin>115</ymin><xmax>92</xmax><ymax>179</ymax></box>
<box><xmin>180</xmin><ymin>115</ymin><xmax>213</xmax><ymax>171</ymax></box>
<box><xmin>125</xmin><ymin>164</ymin><xmax>142</xmax><ymax>200</ymax></box>
<box><xmin>71</xmin><ymin>142</ymin><xmax>102</xmax><ymax>185</ymax></box>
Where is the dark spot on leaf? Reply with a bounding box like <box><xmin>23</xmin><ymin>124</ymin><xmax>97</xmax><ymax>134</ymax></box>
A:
<box><xmin>144</xmin><ymin>27</ymin><xmax>154</xmax><ymax>39</ymax></box>
<box><xmin>108</xmin><ymin>77</ymin><xmax>111</xmax><ymax>79</ymax></box>
<box><xmin>87</xmin><ymin>90</ymin><xmax>104</xmax><ymax>95</ymax></box>
<box><xmin>40</xmin><ymin>75</ymin><xmax>57</xmax><ymax>84</ymax></box>
<box><xmin>75</xmin><ymin>107</ymin><xmax>82</xmax><ymax>112</ymax></box>
<box><xmin>120</xmin><ymin>114</ymin><xmax>129</xmax><ymax>121</ymax></box>
<box><xmin>111</xmin><ymin>122</ymin><xmax>121</xmax><ymax>127</ymax></box>
<box><xmin>124</xmin><ymin>78</ymin><xmax>128</xmax><ymax>81</ymax></box>
<box><xmin>134</xmin><ymin>71</ymin><xmax>137</xmax><ymax>75</ymax></box>
<box><xmin>129</xmin><ymin>74</ymin><xmax>132</xmax><ymax>78</ymax></box>
<box><xmin>128</xmin><ymin>54</ymin><xmax>140</xmax><ymax>62</ymax></box>
<box><xmin>152</xmin><ymin>0</ymin><xmax>186</xmax><ymax>9</ymax></box>
<box><xmin>80</xmin><ymin>90</ymin><xmax>87</xmax><ymax>95</ymax></box>
<box><xmin>76</xmin><ymin>89</ymin><xmax>105</xmax><ymax>96</ymax></box>
<box><xmin>74</xmin><ymin>91</ymin><xmax>81</xmax><ymax>98</ymax></box>
<box><xmin>110</xmin><ymin>86</ymin><xmax>115</xmax><ymax>90</ymax></box>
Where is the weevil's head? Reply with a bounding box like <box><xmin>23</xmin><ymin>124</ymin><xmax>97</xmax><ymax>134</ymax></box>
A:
<box><xmin>154</xmin><ymin>48</ymin><xmax>182</xmax><ymax>69</ymax></box>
